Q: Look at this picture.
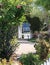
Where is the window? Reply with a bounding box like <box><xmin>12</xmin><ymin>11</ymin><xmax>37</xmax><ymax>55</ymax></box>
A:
<box><xmin>22</xmin><ymin>22</ymin><xmax>30</xmax><ymax>33</ymax></box>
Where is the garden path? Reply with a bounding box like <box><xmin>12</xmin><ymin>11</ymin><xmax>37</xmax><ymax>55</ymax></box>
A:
<box><xmin>12</xmin><ymin>39</ymin><xmax>36</xmax><ymax>65</ymax></box>
<box><xmin>14</xmin><ymin>39</ymin><xmax>36</xmax><ymax>57</ymax></box>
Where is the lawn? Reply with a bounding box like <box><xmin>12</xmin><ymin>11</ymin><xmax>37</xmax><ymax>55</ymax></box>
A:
<box><xmin>28</xmin><ymin>38</ymin><xmax>36</xmax><ymax>42</ymax></box>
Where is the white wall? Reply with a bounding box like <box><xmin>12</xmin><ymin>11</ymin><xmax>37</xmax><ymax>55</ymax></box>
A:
<box><xmin>18</xmin><ymin>26</ymin><xmax>22</xmax><ymax>39</ymax></box>
<box><xmin>18</xmin><ymin>25</ymin><xmax>32</xmax><ymax>39</ymax></box>
<box><xmin>22</xmin><ymin>32</ymin><xmax>32</xmax><ymax>39</ymax></box>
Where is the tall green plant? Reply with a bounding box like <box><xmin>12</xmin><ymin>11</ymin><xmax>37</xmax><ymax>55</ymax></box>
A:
<box><xmin>19</xmin><ymin>53</ymin><xmax>44</xmax><ymax>65</ymax></box>
<box><xmin>0</xmin><ymin>0</ymin><xmax>24</xmax><ymax>60</ymax></box>
<box><xmin>0</xmin><ymin>0</ymin><xmax>34</xmax><ymax>60</ymax></box>
<box><xmin>35</xmin><ymin>39</ymin><xmax>50</xmax><ymax>60</ymax></box>
<box><xmin>35</xmin><ymin>0</ymin><xmax>50</xmax><ymax>10</ymax></box>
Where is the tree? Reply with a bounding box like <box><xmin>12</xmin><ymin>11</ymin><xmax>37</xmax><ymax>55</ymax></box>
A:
<box><xmin>0</xmin><ymin>0</ymin><xmax>33</xmax><ymax>60</ymax></box>
<box><xmin>24</xmin><ymin>3</ymin><xmax>49</xmax><ymax>33</ymax></box>
<box><xmin>35</xmin><ymin>0</ymin><xmax>50</xmax><ymax>39</ymax></box>
<box><xmin>35</xmin><ymin>0</ymin><xmax>50</xmax><ymax>10</ymax></box>
<box><xmin>35</xmin><ymin>39</ymin><xmax>50</xmax><ymax>60</ymax></box>
<box><xmin>33</xmin><ymin>0</ymin><xmax>50</xmax><ymax>24</ymax></box>
<box><xmin>0</xmin><ymin>0</ymin><xmax>24</xmax><ymax>60</ymax></box>
<box><xmin>26</xmin><ymin>16</ymin><xmax>42</xmax><ymax>32</ymax></box>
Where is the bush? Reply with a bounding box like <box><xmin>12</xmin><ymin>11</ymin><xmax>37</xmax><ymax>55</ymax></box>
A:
<box><xmin>35</xmin><ymin>39</ymin><xmax>50</xmax><ymax>60</ymax></box>
<box><xmin>0</xmin><ymin>58</ymin><xmax>23</xmax><ymax>65</ymax></box>
<box><xmin>0</xmin><ymin>35</ymin><xmax>18</xmax><ymax>61</ymax></box>
<box><xmin>19</xmin><ymin>53</ymin><xmax>44</xmax><ymax>65</ymax></box>
<box><xmin>0</xmin><ymin>58</ymin><xmax>14</xmax><ymax>65</ymax></box>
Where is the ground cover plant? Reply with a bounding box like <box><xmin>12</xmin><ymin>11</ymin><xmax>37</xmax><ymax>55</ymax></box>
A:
<box><xmin>19</xmin><ymin>53</ymin><xmax>44</xmax><ymax>65</ymax></box>
<box><xmin>35</xmin><ymin>39</ymin><xmax>50</xmax><ymax>60</ymax></box>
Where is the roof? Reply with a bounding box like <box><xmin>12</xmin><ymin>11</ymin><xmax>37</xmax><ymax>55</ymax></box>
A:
<box><xmin>22</xmin><ymin>22</ymin><xmax>30</xmax><ymax>27</ymax></box>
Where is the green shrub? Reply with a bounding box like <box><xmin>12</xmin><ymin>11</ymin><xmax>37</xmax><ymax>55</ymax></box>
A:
<box><xmin>0</xmin><ymin>35</ymin><xmax>18</xmax><ymax>61</ymax></box>
<box><xmin>0</xmin><ymin>58</ymin><xmax>14</xmax><ymax>65</ymax></box>
<box><xmin>19</xmin><ymin>53</ymin><xmax>44</xmax><ymax>65</ymax></box>
<box><xmin>35</xmin><ymin>39</ymin><xmax>50</xmax><ymax>60</ymax></box>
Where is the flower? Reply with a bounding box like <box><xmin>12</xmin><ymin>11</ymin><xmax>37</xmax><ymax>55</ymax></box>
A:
<box><xmin>16</xmin><ymin>5</ymin><xmax>22</xmax><ymax>9</ymax></box>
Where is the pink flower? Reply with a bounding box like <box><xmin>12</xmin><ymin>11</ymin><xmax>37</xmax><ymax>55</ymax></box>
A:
<box><xmin>16</xmin><ymin>5</ymin><xmax>22</xmax><ymax>9</ymax></box>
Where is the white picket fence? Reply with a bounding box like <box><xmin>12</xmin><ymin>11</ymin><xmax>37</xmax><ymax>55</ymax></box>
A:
<box><xmin>41</xmin><ymin>58</ymin><xmax>50</xmax><ymax>65</ymax></box>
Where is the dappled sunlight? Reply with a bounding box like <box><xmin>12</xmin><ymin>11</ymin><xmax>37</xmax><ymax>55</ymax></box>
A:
<box><xmin>14</xmin><ymin>43</ymin><xmax>36</xmax><ymax>55</ymax></box>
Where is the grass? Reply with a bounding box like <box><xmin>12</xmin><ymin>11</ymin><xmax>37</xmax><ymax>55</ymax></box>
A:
<box><xmin>28</xmin><ymin>38</ymin><xmax>36</xmax><ymax>42</ymax></box>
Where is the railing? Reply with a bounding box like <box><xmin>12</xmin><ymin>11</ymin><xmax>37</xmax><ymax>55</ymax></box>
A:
<box><xmin>41</xmin><ymin>58</ymin><xmax>50</xmax><ymax>65</ymax></box>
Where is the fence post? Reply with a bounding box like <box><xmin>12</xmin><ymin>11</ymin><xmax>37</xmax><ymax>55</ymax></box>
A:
<box><xmin>44</xmin><ymin>62</ymin><xmax>47</xmax><ymax>65</ymax></box>
<box><xmin>41</xmin><ymin>58</ymin><xmax>50</xmax><ymax>65</ymax></box>
<box><xmin>46</xmin><ymin>60</ymin><xmax>49</xmax><ymax>65</ymax></box>
<box><xmin>48</xmin><ymin>58</ymin><xmax>50</xmax><ymax>65</ymax></box>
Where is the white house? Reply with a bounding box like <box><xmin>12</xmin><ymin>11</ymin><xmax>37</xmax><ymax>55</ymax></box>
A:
<box><xmin>18</xmin><ymin>22</ymin><xmax>32</xmax><ymax>39</ymax></box>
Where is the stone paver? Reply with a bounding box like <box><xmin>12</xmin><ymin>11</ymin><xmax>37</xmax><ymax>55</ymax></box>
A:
<box><xmin>12</xmin><ymin>40</ymin><xmax>36</xmax><ymax>65</ymax></box>
<box><xmin>12</xmin><ymin>61</ymin><xmax>22</xmax><ymax>65</ymax></box>
<box><xmin>14</xmin><ymin>40</ymin><xmax>36</xmax><ymax>56</ymax></box>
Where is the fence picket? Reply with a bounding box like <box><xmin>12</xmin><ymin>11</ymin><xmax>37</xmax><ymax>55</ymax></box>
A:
<box><xmin>41</xmin><ymin>58</ymin><xmax>50</xmax><ymax>65</ymax></box>
<box><xmin>48</xmin><ymin>58</ymin><xmax>50</xmax><ymax>64</ymax></box>
<box><xmin>46</xmin><ymin>60</ymin><xmax>49</xmax><ymax>65</ymax></box>
<box><xmin>44</xmin><ymin>62</ymin><xmax>46</xmax><ymax>65</ymax></box>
